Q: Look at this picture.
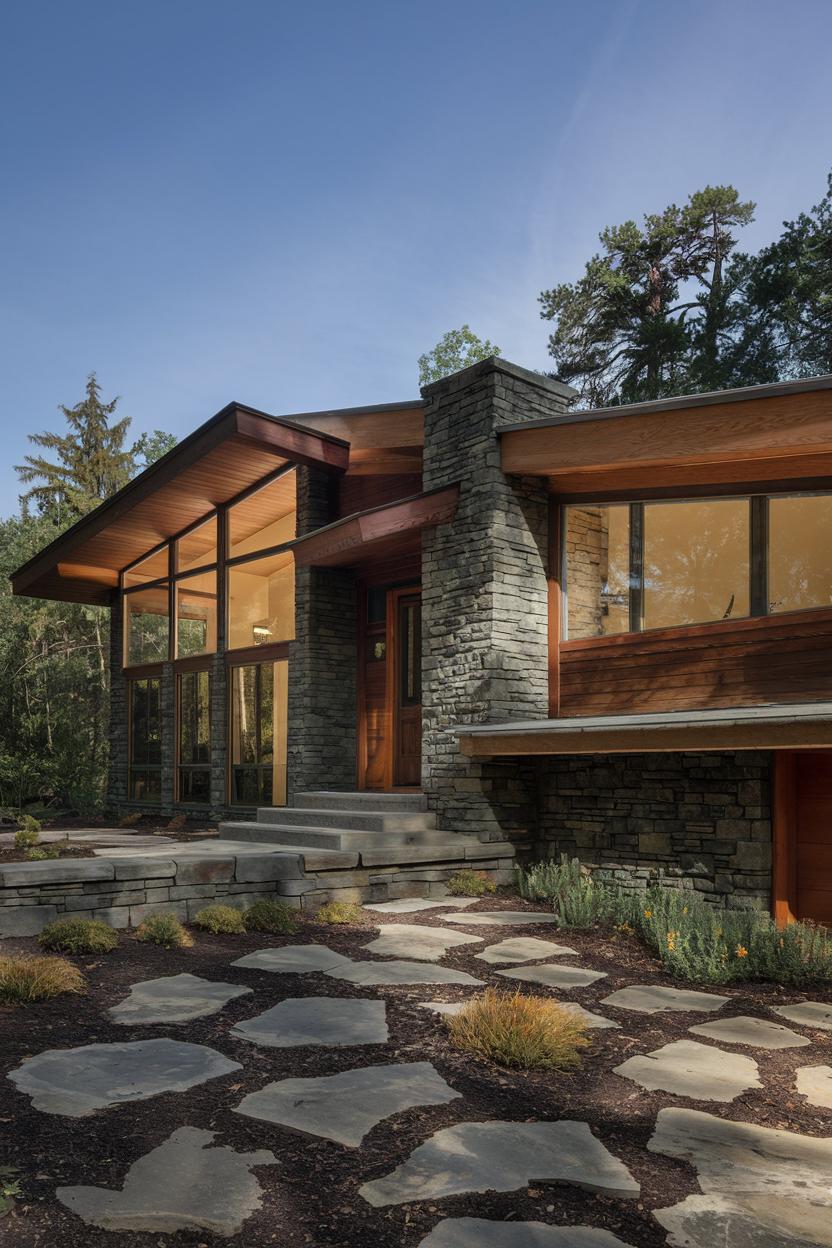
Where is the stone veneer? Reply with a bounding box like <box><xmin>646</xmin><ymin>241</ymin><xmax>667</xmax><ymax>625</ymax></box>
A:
<box><xmin>537</xmin><ymin>750</ymin><xmax>773</xmax><ymax>908</ymax></box>
<box><xmin>420</xmin><ymin>357</ymin><xmax>575</xmax><ymax>843</ymax></box>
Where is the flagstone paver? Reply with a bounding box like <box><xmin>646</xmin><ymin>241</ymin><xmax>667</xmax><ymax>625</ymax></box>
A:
<box><xmin>614</xmin><ymin>1039</ymin><xmax>761</xmax><ymax>1102</ymax></box>
<box><xmin>418</xmin><ymin>1001</ymin><xmax>467</xmax><ymax>1017</ymax></box>
<box><xmin>602</xmin><ymin>985</ymin><xmax>728</xmax><ymax>1014</ymax></box>
<box><xmin>474</xmin><ymin>936</ymin><xmax>579</xmax><ymax>964</ymax></box>
<box><xmin>235</xmin><ymin>1061</ymin><xmax>460</xmax><ymax>1146</ymax></box>
<box><xmin>8</xmin><ymin>1039</ymin><xmax>240</xmax><ymax>1117</ymax></box>
<box><xmin>359</xmin><ymin>1120</ymin><xmax>639</xmax><ymax>1206</ymax></box>
<box><xmin>364</xmin><ymin>897</ymin><xmax>478</xmax><ymax>913</ymax></box>
<box><xmin>649</xmin><ymin>1107</ymin><xmax>832</xmax><ymax>1245</ymax></box>
<box><xmin>232</xmin><ymin>944</ymin><xmax>353</xmax><ymax>974</ymax></box>
<box><xmin>109</xmin><ymin>973</ymin><xmax>252</xmax><ymax>1025</ymax></box>
<box><xmin>57</xmin><ymin>1127</ymin><xmax>274</xmax><ymax>1236</ymax></box>
<box><xmin>796</xmin><ymin>1065</ymin><xmax>832</xmax><ymax>1110</ymax></box>
<box><xmin>689</xmin><ymin>1014</ymin><xmax>810</xmax><ymax>1050</ymax></box>
<box><xmin>560</xmin><ymin>1003</ymin><xmax>620</xmax><ymax>1030</ymax></box>
<box><xmin>655</xmin><ymin>1192</ymin><xmax>831</xmax><ymax>1248</ymax></box>
<box><xmin>327</xmin><ymin>959</ymin><xmax>483</xmax><ymax>987</ymax></box>
<box><xmin>497</xmin><ymin>964</ymin><xmax>607</xmax><ymax>990</ymax></box>
<box><xmin>418</xmin><ymin>1220</ymin><xmax>637</xmax><ymax>1246</ymax></box>
<box><xmin>363</xmin><ymin>923</ymin><xmax>482</xmax><ymax>962</ymax></box>
<box><xmin>444</xmin><ymin>910</ymin><xmax>559</xmax><ymax>927</ymax></box>
<box><xmin>772</xmin><ymin>1001</ymin><xmax>832</xmax><ymax>1031</ymax></box>
<box><xmin>232</xmin><ymin>997</ymin><xmax>388</xmax><ymax>1048</ymax></box>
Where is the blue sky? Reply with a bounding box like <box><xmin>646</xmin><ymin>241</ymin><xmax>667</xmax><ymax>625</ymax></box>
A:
<box><xmin>1</xmin><ymin>0</ymin><xmax>830</xmax><ymax>510</ymax></box>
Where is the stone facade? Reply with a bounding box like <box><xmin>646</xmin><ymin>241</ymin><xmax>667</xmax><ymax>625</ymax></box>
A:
<box><xmin>420</xmin><ymin>357</ymin><xmax>574</xmax><ymax>842</ymax></box>
<box><xmin>287</xmin><ymin>466</ymin><xmax>357</xmax><ymax>800</ymax></box>
<box><xmin>537</xmin><ymin>750</ymin><xmax>773</xmax><ymax>908</ymax></box>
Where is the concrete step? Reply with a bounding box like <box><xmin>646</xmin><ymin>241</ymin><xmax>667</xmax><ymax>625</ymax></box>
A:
<box><xmin>218</xmin><ymin>820</ymin><xmax>478</xmax><ymax>853</ymax></box>
<box><xmin>256</xmin><ymin>806</ymin><xmax>436</xmax><ymax>833</ymax></box>
<box><xmin>293</xmin><ymin>791</ymin><xmax>428</xmax><ymax>813</ymax></box>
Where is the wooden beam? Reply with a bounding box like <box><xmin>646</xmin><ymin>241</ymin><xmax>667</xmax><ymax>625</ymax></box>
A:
<box><xmin>293</xmin><ymin>485</ymin><xmax>459</xmax><ymax>569</ymax></box>
<box><xmin>459</xmin><ymin>722</ymin><xmax>832</xmax><ymax>758</ymax></box>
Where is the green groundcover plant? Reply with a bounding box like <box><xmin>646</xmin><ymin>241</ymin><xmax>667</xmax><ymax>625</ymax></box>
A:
<box><xmin>447</xmin><ymin>869</ymin><xmax>497</xmax><ymax>898</ymax></box>
<box><xmin>38</xmin><ymin>917</ymin><xmax>118</xmax><ymax>955</ymax></box>
<box><xmin>191</xmin><ymin>904</ymin><xmax>246</xmax><ymax>934</ymax></box>
<box><xmin>515</xmin><ymin>855</ymin><xmax>832</xmax><ymax>985</ymax></box>
<box><xmin>244</xmin><ymin>899</ymin><xmax>297</xmax><ymax>934</ymax></box>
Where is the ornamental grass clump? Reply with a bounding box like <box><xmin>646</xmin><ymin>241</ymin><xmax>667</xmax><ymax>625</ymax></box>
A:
<box><xmin>448</xmin><ymin>988</ymin><xmax>589</xmax><ymax>1071</ymax></box>
<box><xmin>244</xmin><ymin>899</ymin><xmax>297</xmax><ymax>934</ymax></box>
<box><xmin>38</xmin><ymin>917</ymin><xmax>118</xmax><ymax>955</ymax></box>
<box><xmin>447</xmin><ymin>869</ymin><xmax>496</xmax><ymax>898</ymax></box>
<box><xmin>315</xmin><ymin>900</ymin><xmax>366</xmax><ymax>925</ymax></box>
<box><xmin>191</xmin><ymin>904</ymin><xmax>246</xmax><ymax>934</ymax></box>
<box><xmin>135</xmin><ymin>913</ymin><xmax>193</xmax><ymax>949</ymax></box>
<box><xmin>516</xmin><ymin>856</ymin><xmax>621</xmax><ymax>928</ymax></box>
<box><xmin>0</xmin><ymin>954</ymin><xmax>86</xmax><ymax>1004</ymax></box>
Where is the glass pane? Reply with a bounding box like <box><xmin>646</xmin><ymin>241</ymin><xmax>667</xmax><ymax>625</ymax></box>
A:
<box><xmin>130</xmin><ymin>677</ymin><xmax>162</xmax><ymax>765</ymax></box>
<box><xmin>177</xmin><ymin>516</ymin><xmax>217</xmax><ymax>574</ymax></box>
<box><xmin>398</xmin><ymin>598</ymin><xmax>421</xmax><ymax>706</ymax></box>
<box><xmin>176</xmin><ymin>570</ymin><xmax>217</xmax><ymax>657</ymax></box>
<box><xmin>643</xmin><ymin>499</ymin><xmax>749</xmax><ymax>630</ymax></box>
<box><xmin>229</xmin><ymin>470</ymin><xmax>296</xmax><ymax>559</ymax></box>
<box><xmin>230</xmin><ymin>662</ymin><xmax>284</xmax><ymax>806</ymax></box>
<box><xmin>231</xmin><ymin>665</ymin><xmax>258</xmax><ymax>767</ymax></box>
<box><xmin>228</xmin><ymin>551</ymin><xmax>295</xmax><ymax>650</ymax></box>
<box><xmin>130</xmin><ymin>769</ymin><xmax>161</xmax><ymax>802</ymax></box>
<box><xmin>564</xmin><ymin>505</ymin><xmax>630</xmax><ymax>639</ymax></box>
<box><xmin>769</xmin><ymin>495</ymin><xmax>832</xmax><ymax>613</ymax></box>
<box><xmin>179</xmin><ymin>670</ymin><xmax>211</xmax><ymax>765</ymax></box>
<box><xmin>123</xmin><ymin>545</ymin><xmax>169</xmax><ymax>588</ymax></box>
<box><xmin>180</xmin><ymin>769</ymin><xmax>210</xmax><ymax>803</ymax></box>
<box><xmin>125</xmin><ymin>585</ymin><xmax>169</xmax><ymax>665</ymax></box>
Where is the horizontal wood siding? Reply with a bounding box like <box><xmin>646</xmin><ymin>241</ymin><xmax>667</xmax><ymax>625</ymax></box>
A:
<box><xmin>560</xmin><ymin>609</ymin><xmax>832</xmax><ymax>716</ymax></box>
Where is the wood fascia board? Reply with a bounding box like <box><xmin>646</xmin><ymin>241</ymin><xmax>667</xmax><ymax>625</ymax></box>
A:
<box><xmin>293</xmin><ymin>484</ymin><xmax>460</xmax><ymax>568</ymax></box>
<box><xmin>459</xmin><ymin>720</ymin><xmax>832</xmax><ymax>757</ymax></box>
<box><xmin>233</xmin><ymin>408</ymin><xmax>350</xmax><ymax>472</ymax></box>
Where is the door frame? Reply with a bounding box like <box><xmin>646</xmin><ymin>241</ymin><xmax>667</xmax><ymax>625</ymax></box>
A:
<box><xmin>356</xmin><ymin>582</ymin><xmax>421</xmax><ymax>792</ymax></box>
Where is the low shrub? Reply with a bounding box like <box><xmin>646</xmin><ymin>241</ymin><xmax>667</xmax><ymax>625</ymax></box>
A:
<box><xmin>14</xmin><ymin>827</ymin><xmax>39</xmax><ymax>850</ymax></box>
<box><xmin>0</xmin><ymin>954</ymin><xmax>86</xmax><ymax>1004</ymax></box>
<box><xmin>516</xmin><ymin>856</ymin><xmax>621</xmax><ymax>928</ymax></box>
<box><xmin>315</xmin><ymin>900</ymin><xmax>365</xmax><ymax>925</ymax></box>
<box><xmin>191</xmin><ymin>904</ymin><xmax>246</xmax><ymax>934</ymax></box>
<box><xmin>448</xmin><ymin>988</ymin><xmax>589</xmax><ymax>1070</ymax></box>
<box><xmin>17</xmin><ymin>814</ymin><xmax>42</xmax><ymax>835</ymax></box>
<box><xmin>447</xmin><ymin>869</ymin><xmax>496</xmax><ymax>898</ymax></box>
<box><xmin>118</xmin><ymin>811</ymin><xmax>142</xmax><ymax>828</ymax></box>
<box><xmin>244</xmin><ymin>899</ymin><xmax>297</xmax><ymax>934</ymax></box>
<box><xmin>135</xmin><ymin>913</ymin><xmax>193</xmax><ymax>948</ymax></box>
<box><xmin>38</xmin><ymin>917</ymin><xmax>119</xmax><ymax>955</ymax></box>
<box><xmin>25</xmin><ymin>845</ymin><xmax>60</xmax><ymax>861</ymax></box>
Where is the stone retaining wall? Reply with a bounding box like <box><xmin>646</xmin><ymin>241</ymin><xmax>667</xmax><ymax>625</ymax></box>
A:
<box><xmin>0</xmin><ymin>843</ymin><xmax>516</xmax><ymax>937</ymax></box>
<box><xmin>537</xmin><ymin>750</ymin><xmax>773</xmax><ymax>909</ymax></box>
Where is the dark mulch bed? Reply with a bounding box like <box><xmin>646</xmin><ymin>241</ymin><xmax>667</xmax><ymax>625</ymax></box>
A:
<box><xmin>0</xmin><ymin>818</ymin><xmax>217</xmax><ymax>863</ymax></box>
<box><xmin>1</xmin><ymin>896</ymin><xmax>831</xmax><ymax>1247</ymax></box>
<box><xmin>0</xmin><ymin>845</ymin><xmax>97</xmax><ymax>864</ymax></box>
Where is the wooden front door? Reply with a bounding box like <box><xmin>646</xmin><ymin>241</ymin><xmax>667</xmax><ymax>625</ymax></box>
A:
<box><xmin>794</xmin><ymin>751</ymin><xmax>832</xmax><ymax>924</ymax></box>
<box><xmin>357</xmin><ymin>583</ymin><xmax>421</xmax><ymax>790</ymax></box>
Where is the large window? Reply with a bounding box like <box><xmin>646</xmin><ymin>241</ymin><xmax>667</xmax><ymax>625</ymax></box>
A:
<box><xmin>176</xmin><ymin>571</ymin><xmax>217</xmax><ymax>657</ymax></box>
<box><xmin>563</xmin><ymin>492</ymin><xmax>832</xmax><ymax>640</ymax></box>
<box><xmin>125</xmin><ymin>585</ymin><xmax>170</xmax><ymax>665</ymax></box>
<box><xmin>178</xmin><ymin>670</ymin><xmax>211</xmax><ymax>803</ymax></box>
<box><xmin>129</xmin><ymin>677</ymin><xmax>162</xmax><ymax>802</ymax></box>
<box><xmin>227</xmin><ymin>551</ymin><xmax>295</xmax><ymax>651</ymax></box>
<box><xmin>230</xmin><ymin>660</ymin><xmax>288</xmax><ymax>806</ymax></box>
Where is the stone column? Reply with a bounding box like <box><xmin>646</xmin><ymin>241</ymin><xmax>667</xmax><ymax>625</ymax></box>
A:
<box><xmin>287</xmin><ymin>466</ymin><xmax>357</xmax><ymax>799</ymax></box>
<box><xmin>420</xmin><ymin>357</ymin><xmax>575</xmax><ymax>841</ymax></box>
<box><xmin>106</xmin><ymin>601</ymin><xmax>128</xmax><ymax>810</ymax></box>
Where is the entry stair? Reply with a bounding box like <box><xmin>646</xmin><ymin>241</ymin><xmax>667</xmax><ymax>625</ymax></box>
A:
<box><xmin>217</xmin><ymin>791</ymin><xmax>516</xmax><ymax>908</ymax></box>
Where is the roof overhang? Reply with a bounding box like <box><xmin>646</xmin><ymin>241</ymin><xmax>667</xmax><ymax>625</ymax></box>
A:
<box><xmin>11</xmin><ymin>403</ymin><xmax>350</xmax><ymax>606</ymax></box>
<box><xmin>292</xmin><ymin>483</ymin><xmax>459</xmax><ymax>569</ymax></box>
<box><xmin>499</xmin><ymin>374</ymin><xmax>832</xmax><ymax>496</ymax></box>
<box><xmin>458</xmin><ymin>703</ymin><xmax>832</xmax><ymax>757</ymax></box>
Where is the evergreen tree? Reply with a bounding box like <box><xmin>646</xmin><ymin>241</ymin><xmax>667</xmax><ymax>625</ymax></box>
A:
<box><xmin>16</xmin><ymin>374</ymin><xmax>135</xmax><ymax>523</ymax></box>
<box><xmin>418</xmin><ymin>325</ymin><xmax>500</xmax><ymax>387</ymax></box>
<box><xmin>539</xmin><ymin>186</ymin><xmax>762</xmax><ymax>406</ymax></box>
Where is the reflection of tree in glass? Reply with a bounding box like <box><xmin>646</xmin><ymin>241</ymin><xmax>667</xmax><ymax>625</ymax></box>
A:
<box><xmin>643</xmin><ymin>501</ymin><xmax>749</xmax><ymax>630</ymax></box>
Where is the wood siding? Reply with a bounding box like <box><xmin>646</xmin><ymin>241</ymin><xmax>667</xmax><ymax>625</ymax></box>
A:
<box><xmin>560</xmin><ymin>609</ymin><xmax>832</xmax><ymax>717</ymax></box>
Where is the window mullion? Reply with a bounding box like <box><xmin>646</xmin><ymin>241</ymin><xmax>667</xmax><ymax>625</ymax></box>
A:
<box><xmin>629</xmin><ymin>502</ymin><xmax>644</xmax><ymax>633</ymax></box>
<box><xmin>750</xmin><ymin>495</ymin><xmax>769</xmax><ymax>617</ymax></box>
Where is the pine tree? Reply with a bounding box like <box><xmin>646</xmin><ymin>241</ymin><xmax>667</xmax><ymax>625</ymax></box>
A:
<box><xmin>16</xmin><ymin>374</ymin><xmax>135</xmax><ymax>524</ymax></box>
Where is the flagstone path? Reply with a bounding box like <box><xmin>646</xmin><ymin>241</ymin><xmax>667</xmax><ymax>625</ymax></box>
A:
<box><xmin>8</xmin><ymin>901</ymin><xmax>832</xmax><ymax>1247</ymax></box>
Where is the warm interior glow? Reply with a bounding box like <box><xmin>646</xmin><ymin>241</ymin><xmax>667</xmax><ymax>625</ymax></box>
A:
<box><xmin>229</xmin><ymin>470</ymin><xmax>297</xmax><ymax>559</ymax></box>
<box><xmin>177</xmin><ymin>516</ymin><xmax>217</xmax><ymax>573</ymax></box>
<box><xmin>643</xmin><ymin>499</ymin><xmax>749</xmax><ymax>630</ymax></box>
<box><xmin>227</xmin><ymin>551</ymin><xmax>295</xmax><ymax>651</ymax></box>
<box><xmin>565</xmin><ymin>505</ymin><xmax>630</xmax><ymax>639</ymax></box>
<box><xmin>123</xmin><ymin>545</ymin><xmax>168</xmax><ymax>587</ymax></box>
<box><xmin>769</xmin><ymin>495</ymin><xmax>832</xmax><ymax>613</ymax></box>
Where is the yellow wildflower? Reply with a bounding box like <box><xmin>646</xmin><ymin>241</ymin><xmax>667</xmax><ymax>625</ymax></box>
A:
<box><xmin>643</xmin><ymin>909</ymin><xmax>652</xmax><ymax>920</ymax></box>
<box><xmin>736</xmin><ymin>945</ymin><xmax>748</xmax><ymax>958</ymax></box>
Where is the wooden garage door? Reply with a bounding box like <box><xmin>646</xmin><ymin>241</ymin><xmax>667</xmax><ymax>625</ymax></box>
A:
<box><xmin>795</xmin><ymin>751</ymin><xmax>832</xmax><ymax>924</ymax></box>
